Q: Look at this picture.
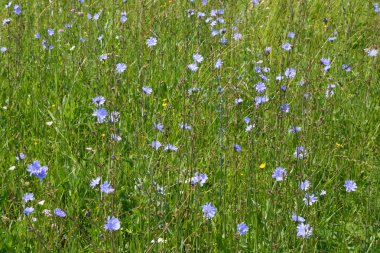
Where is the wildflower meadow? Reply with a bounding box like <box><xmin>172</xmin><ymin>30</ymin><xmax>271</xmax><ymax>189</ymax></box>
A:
<box><xmin>1</xmin><ymin>0</ymin><xmax>380</xmax><ymax>252</ymax></box>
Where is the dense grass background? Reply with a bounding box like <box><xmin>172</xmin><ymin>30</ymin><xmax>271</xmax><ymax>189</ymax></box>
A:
<box><xmin>1</xmin><ymin>0</ymin><xmax>379</xmax><ymax>252</ymax></box>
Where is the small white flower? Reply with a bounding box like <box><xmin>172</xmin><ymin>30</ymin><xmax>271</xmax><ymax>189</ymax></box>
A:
<box><xmin>151</xmin><ymin>238</ymin><xmax>167</xmax><ymax>244</ymax></box>
<box><xmin>42</xmin><ymin>209</ymin><xmax>52</xmax><ymax>217</ymax></box>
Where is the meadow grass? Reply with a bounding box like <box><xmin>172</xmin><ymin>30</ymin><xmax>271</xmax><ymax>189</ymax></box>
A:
<box><xmin>0</xmin><ymin>0</ymin><xmax>379</xmax><ymax>252</ymax></box>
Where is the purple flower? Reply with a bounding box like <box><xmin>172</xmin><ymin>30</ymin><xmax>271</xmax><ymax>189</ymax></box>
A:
<box><xmin>99</xmin><ymin>54</ymin><xmax>107</xmax><ymax>61</ymax></box>
<box><xmin>280</xmin><ymin>103</ymin><xmax>290</xmax><ymax>113</ymax></box>
<box><xmin>142</xmin><ymin>86</ymin><xmax>153</xmax><ymax>95</ymax></box>
<box><xmin>150</xmin><ymin>140</ymin><xmax>162</xmax><ymax>150</ymax></box>
<box><xmin>27</xmin><ymin>160</ymin><xmax>48</xmax><ymax>181</ymax></box>
<box><xmin>202</xmin><ymin>202</ymin><xmax>217</xmax><ymax>219</ymax></box>
<box><xmin>244</xmin><ymin>117</ymin><xmax>251</xmax><ymax>124</ymax></box>
<box><xmin>375</xmin><ymin>3</ymin><xmax>380</xmax><ymax>12</ymax></box>
<box><xmin>282</xmin><ymin>43</ymin><xmax>292</xmax><ymax>51</ymax></box>
<box><xmin>297</xmin><ymin>223</ymin><xmax>313</xmax><ymax>238</ymax></box>
<box><xmin>14</xmin><ymin>4</ymin><xmax>21</xmax><ymax>15</ymax></box>
<box><xmin>187</xmin><ymin>63</ymin><xmax>198</xmax><ymax>72</ymax></box>
<box><xmin>197</xmin><ymin>12</ymin><xmax>206</xmax><ymax>18</ymax></box>
<box><xmin>3</xmin><ymin>18</ymin><xmax>12</xmax><ymax>25</ymax></box>
<box><xmin>235</xmin><ymin>98</ymin><xmax>243</xmax><ymax>105</ymax></box>
<box><xmin>367</xmin><ymin>49</ymin><xmax>378</xmax><ymax>57</ymax></box>
<box><xmin>93</xmin><ymin>13</ymin><xmax>100</xmax><ymax>20</ymax></box>
<box><xmin>1</xmin><ymin>47</ymin><xmax>7</xmax><ymax>53</ymax></box>
<box><xmin>303</xmin><ymin>193</ymin><xmax>318</xmax><ymax>206</ymax></box>
<box><xmin>320</xmin><ymin>58</ymin><xmax>331</xmax><ymax>66</ymax></box>
<box><xmin>265</xmin><ymin>46</ymin><xmax>271</xmax><ymax>53</ymax></box>
<box><xmin>16</xmin><ymin>153</ymin><xmax>25</xmax><ymax>161</ymax></box>
<box><xmin>294</xmin><ymin>146</ymin><xmax>307</xmax><ymax>159</ymax></box>
<box><xmin>272</xmin><ymin>167</ymin><xmax>286</xmax><ymax>181</ymax></box>
<box><xmin>255</xmin><ymin>82</ymin><xmax>266</xmax><ymax>92</ymax></box>
<box><xmin>325</xmin><ymin>84</ymin><xmax>335</xmax><ymax>98</ymax></box>
<box><xmin>23</xmin><ymin>193</ymin><xmax>35</xmax><ymax>203</ymax></box>
<box><xmin>299</xmin><ymin>180</ymin><xmax>310</xmax><ymax>191</ymax></box>
<box><xmin>111</xmin><ymin>134</ymin><xmax>122</xmax><ymax>142</ymax></box>
<box><xmin>193</xmin><ymin>53</ymin><xmax>203</xmax><ymax>63</ymax></box>
<box><xmin>100</xmin><ymin>181</ymin><xmax>115</xmax><ymax>194</ymax></box>
<box><xmin>187</xmin><ymin>87</ymin><xmax>201</xmax><ymax>94</ymax></box>
<box><xmin>246</xmin><ymin>124</ymin><xmax>255</xmax><ymax>132</ymax></box>
<box><xmin>288</xmin><ymin>32</ymin><xmax>295</xmax><ymax>39</ymax></box>
<box><xmin>233</xmin><ymin>33</ymin><xmax>242</xmax><ymax>41</ymax></box>
<box><xmin>237</xmin><ymin>222</ymin><xmax>249</xmax><ymax>235</ymax></box>
<box><xmin>254</xmin><ymin>66</ymin><xmax>262</xmax><ymax>73</ymax></box>
<box><xmin>220</xmin><ymin>37</ymin><xmax>228</xmax><ymax>45</ymax></box>
<box><xmin>54</xmin><ymin>208</ymin><xmax>66</xmax><ymax>217</ymax></box>
<box><xmin>342</xmin><ymin>64</ymin><xmax>351</xmax><ymax>72</ymax></box>
<box><xmin>187</xmin><ymin>9</ymin><xmax>195</xmax><ymax>17</ymax></box>
<box><xmin>233</xmin><ymin>144</ymin><xmax>242</xmax><ymax>152</ymax></box>
<box><xmin>179</xmin><ymin>123</ymin><xmax>192</xmax><ymax>130</ymax></box>
<box><xmin>104</xmin><ymin>216</ymin><xmax>121</xmax><ymax>231</ymax></box>
<box><xmin>289</xmin><ymin>126</ymin><xmax>301</xmax><ymax>133</ymax></box>
<box><xmin>93</xmin><ymin>108</ymin><xmax>108</xmax><ymax>123</ymax></box>
<box><xmin>35</xmin><ymin>33</ymin><xmax>40</xmax><ymax>39</ymax></box>
<box><xmin>164</xmin><ymin>144</ymin><xmax>178</xmax><ymax>151</ymax></box>
<box><xmin>146</xmin><ymin>37</ymin><xmax>157</xmax><ymax>47</ymax></box>
<box><xmin>276</xmin><ymin>75</ymin><xmax>284</xmax><ymax>81</ymax></box>
<box><xmin>344</xmin><ymin>180</ymin><xmax>357</xmax><ymax>192</ymax></box>
<box><xmin>24</xmin><ymin>207</ymin><xmax>34</xmax><ymax>216</ymax></box>
<box><xmin>109</xmin><ymin>111</ymin><xmax>120</xmax><ymax>123</ymax></box>
<box><xmin>211</xmin><ymin>30</ymin><xmax>219</xmax><ymax>36</ymax></box>
<box><xmin>284</xmin><ymin>68</ymin><xmax>296</xmax><ymax>78</ymax></box>
<box><xmin>191</xmin><ymin>172</ymin><xmax>208</xmax><ymax>186</ymax></box>
<box><xmin>90</xmin><ymin>177</ymin><xmax>101</xmax><ymax>188</ymax></box>
<box><xmin>259</xmin><ymin>74</ymin><xmax>269</xmax><ymax>82</ymax></box>
<box><xmin>214</xmin><ymin>59</ymin><xmax>223</xmax><ymax>69</ymax></box>
<box><xmin>120</xmin><ymin>15</ymin><xmax>127</xmax><ymax>23</ymax></box>
<box><xmin>92</xmin><ymin>96</ymin><xmax>105</xmax><ymax>106</ymax></box>
<box><xmin>47</xmin><ymin>29</ymin><xmax>54</xmax><ymax>36</ymax></box>
<box><xmin>323</xmin><ymin>65</ymin><xmax>331</xmax><ymax>72</ymax></box>
<box><xmin>292</xmin><ymin>215</ymin><xmax>305</xmax><ymax>223</ymax></box>
<box><xmin>116</xmin><ymin>63</ymin><xmax>127</xmax><ymax>73</ymax></box>
<box><xmin>254</xmin><ymin>96</ymin><xmax>269</xmax><ymax>106</ymax></box>
<box><xmin>154</xmin><ymin>122</ymin><xmax>164</xmax><ymax>132</ymax></box>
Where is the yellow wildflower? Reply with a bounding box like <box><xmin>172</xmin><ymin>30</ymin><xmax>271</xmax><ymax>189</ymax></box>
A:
<box><xmin>162</xmin><ymin>98</ymin><xmax>168</xmax><ymax>108</ymax></box>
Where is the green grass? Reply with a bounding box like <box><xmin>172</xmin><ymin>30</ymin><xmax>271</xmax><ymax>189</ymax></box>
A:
<box><xmin>0</xmin><ymin>0</ymin><xmax>379</xmax><ymax>252</ymax></box>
